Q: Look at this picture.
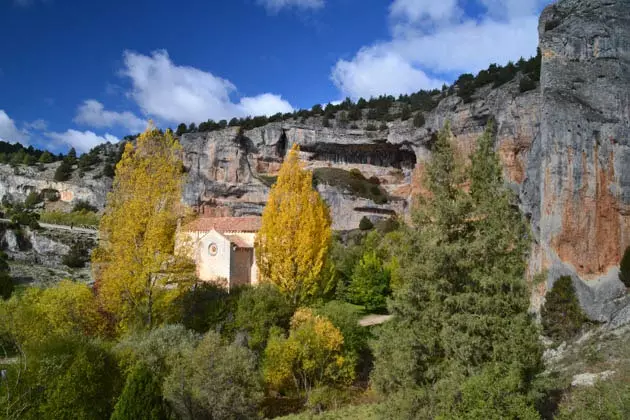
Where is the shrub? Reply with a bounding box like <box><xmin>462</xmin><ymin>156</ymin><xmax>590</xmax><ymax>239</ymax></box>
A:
<box><xmin>359</xmin><ymin>216</ymin><xmax>374</xmax><ymax>231</ymax></box>
<box><xmin>38</xmin><ymin>151</ymin><xmax>54</xmax><ymax>164</ymax></box>
<box><xmin>519</xmin><ymin>76</ymin><xmax>537</xmax><ymax>93</ymax></box>
<box><xmin>349</xmin><ymin>168</ymin><xmax>365</xmax><ymax>180</ymax></box>
<box><xmin>54</xmin><ymin>160</ymin><xmax>73</xmax><ymax>182</ymax></box>
<box><xmin>0</xmin><ymin>251</ymin><xmax>12</xmax><ymax>300</ymax></box>
<box><xmin>350</xmin><ymin>123</ymin><xmax>359</xmax><ymax>129</ymax></box>
<box><xmin>24</xmin><ymin>191</ymin><xmax>42</xmax><ymax>208</ymax></box>
<box><xmin>379</xmin><ymin>123</ymin><xmax>388</xmax><ymax>131</ymax></box>
<box><xmin>368</xmin><ymin>176</ymin><xmax>380</xmax><ymax>185</ymax></box>
<box><xmin>39</xmin><ymin>210</ymin><xmax>100</xmax><ymax>227</ymax></box>
<box><xmin>619</xmin><ymin>246</ymin><xmax>630</xmax><ymax>287</ymax></box>
<box><xmin>111</xmin><ymin>363</ymin><xmax>169</xmax><ymax>420</ymax></box>
<box><xmin>41</xmin><ymin>188</ymin><xmax>60</xmax><ymax>202</ymax></box>
<box><xmin>413</xmin><ymin>113</ymin><xmax>425</xmax><ymax>128</ymax></box>
<box><xmin>365</xmin><ymin>124</ymin><xmax>377</xmax><ymax>131</ymax></box>
<box><xmin>346</xmin><ymin>252</ymin><xmax>390</xmax><ymax>312</ymax></box>
<box><xmin>541</xmin><ymin>276</ymin><xmax>588</xmax><ymax>342</ymax></box>
<box><xmin>322</xmin><ymin>117</ymin><xmax>330</xmax><ymax>128</ymax></box>
<box><xmin>62</xmin><ymin>241</ymin><xmax>90</xmax><ymax>268</ymax></box>
<box><xmin>234</xmin><ymin>284</ymin><xmax>295</xmax><ymax>353</ymax></box>
<box><xmin>102</xmin><ymin>163</ymin><xmax>115</xmax><ymax>178</ymax></box>
<box><xmin>314</xmin><ymin>300</ymin><xmax>368</xmax><ymax>359</ymax></box>
<box><xmin>72</xmin><ymin>199</ymin><xmax>98</xmax><ymax>213</ymax></box>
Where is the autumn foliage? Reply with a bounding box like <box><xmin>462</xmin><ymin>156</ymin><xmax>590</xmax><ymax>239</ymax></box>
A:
<box><xmin>255</xmin><ymin>144</ymin><xmax>332</xmax><ymax>304</ymax></box>
<box><xmin>93</xmin><ymin>125</ymin><xmax>193</xmax><ymax>331</ymax></box>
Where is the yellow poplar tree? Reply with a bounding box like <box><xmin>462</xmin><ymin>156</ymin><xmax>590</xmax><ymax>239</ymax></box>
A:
<box><xmin>93</xmin><ymin>124</ymin><xmax>193</xmax><ymax>331</ymax></box>
<box><xmin>255</xmin><ymin>144</ymin><xmax>332</xmax><ymax>304</ymax></box>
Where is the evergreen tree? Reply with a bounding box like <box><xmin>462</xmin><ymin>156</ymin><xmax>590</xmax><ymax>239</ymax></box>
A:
<box><xmin>38</xmin><ymin>151</ymin><xmax>53</xmax><ymax>163</ymax></box>
<box><xmin>54</xmin><ymin>160</ymin><xmax>73</xmax><ymax>181</ymax></box>
<box><xmin>111</xmin><ymin>363</ymin><xmax>169</xmax><ymax>420</ymax></box>
<box><xmin>619</xmin><ymin>246</ymin><xmax>630</xmax><ymax>287</ymax></box>
<box><xmin>255</xmin><ymin>144</ymin><xmax>332</xmax><ymax>305</ymax></box>
<box><xmin>65</xmin><ymin>148</ymin><xmax>77</xmax><ymax>165</ymax></box>
<box><xmin>0</xmin><ymin>251</ymin><xmax>12</xmax><ymax>300</ymax></box>
<box><xmin>371</xmin><ymin>123</ymin><xmax>541</xmax><ymax>415</ymax></box>
<box><xmin>541</xmin><ymin>276</ymin><xmax>587</xmax><ymax>341</ymax></box>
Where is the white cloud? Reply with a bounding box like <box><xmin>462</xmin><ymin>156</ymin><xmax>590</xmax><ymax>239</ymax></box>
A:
<box><xmin>257</xmin><ymin>0</ymin><xmax>324</xmax><ymax>13</ymax></box>
<box><xmin>332</xmin><ymin>49</ymin><xmax>446</xmax><ymax>99</ymax></box>
<box><xmin>390</xmin><ymin>0</ymin><xmax>460</xmax><ymax>24</ymax></box>
<box><xmin>24</xmin><ymin>119</ymin><xmax>48</xmax><ymax>131</ymax></box>
<box><xmin>121</xmin><ymin>50</ymin><xmax>294</xmax><ymax>124</ymax></box>
<box><xmin>332</xmin><ymin>0</ymin><xmax>551</xmax><ymax>99</ymax></box>
<box><xmin>0</xmin><ymin>110</ymin><xmax>30</xmax><ymax>144</ymax></box>
<box><xmin>239</xmin><ymin>93</ymin><xmax>293</xmax><ymax>117</ymax></box>
<box><xmin>46</xmin><ymin>130</ymin><xmax>118</xmax><ymax>153</ymax></box>
<box><xmin>74</xmin><ymin>99</ymin><xmax>146</xmax><ymax>132</ymax></box>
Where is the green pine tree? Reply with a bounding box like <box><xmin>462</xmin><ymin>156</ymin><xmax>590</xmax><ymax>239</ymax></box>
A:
<box><xmin>370</xmin><ymin>122</ymin><xmax>542</xmax><ymax>416</ymax></box>
<box><xmin>111</xmin><ymin>363</ymin><xmax>169</xmax><ymax>420</ymax></box>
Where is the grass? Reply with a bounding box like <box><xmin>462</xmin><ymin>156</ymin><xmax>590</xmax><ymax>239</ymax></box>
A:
<box><xmin>39</xmin><ymin>210</ymin><xmax>100</xmax><ymax>227</ymax></box>
<box><xmin>312</xmin><ymin>168</ymin><xmax>388</xmax><ymax>204</ymax></box>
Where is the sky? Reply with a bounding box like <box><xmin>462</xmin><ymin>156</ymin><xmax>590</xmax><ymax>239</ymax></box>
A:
<box><xmin>0</xmin><ymin>0</ymin><xmax>553</xmax><ymax>153</ymax></box>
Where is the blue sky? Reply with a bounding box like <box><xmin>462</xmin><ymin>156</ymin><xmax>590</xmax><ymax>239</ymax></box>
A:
<box><xmin>0</xmin><ymin>0</ymin><xmax>552</xmax><ymax>153</ymax></box>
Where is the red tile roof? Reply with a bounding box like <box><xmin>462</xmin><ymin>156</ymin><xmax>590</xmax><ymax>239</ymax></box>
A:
<box><xmin>224</xmin><ymin>234</ymin><xmax>252</xmax><ymax>248</ymax></box>
<box><xmin>184</xmin><ymin>216</ymin><xmax>262</xmax><ymax>233</ymax></box>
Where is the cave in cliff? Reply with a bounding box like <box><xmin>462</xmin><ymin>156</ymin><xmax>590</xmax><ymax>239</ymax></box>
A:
<box><xmin>300</xmin><ymin>142</ymin><xmax>417</xmax><ymax>169</ymax></box>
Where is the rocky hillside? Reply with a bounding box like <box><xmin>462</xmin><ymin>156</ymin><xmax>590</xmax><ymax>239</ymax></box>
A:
<box><xmin>0</xmin><ymin>0</ymin><xmax>627</xmax><ymax>322</ymax></box>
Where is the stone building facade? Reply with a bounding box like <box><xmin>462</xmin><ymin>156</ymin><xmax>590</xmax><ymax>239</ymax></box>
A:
<box><xmin>180</xmin><ymin>216</ymin><xmax>261</xmax><ymax>290</ymax></box>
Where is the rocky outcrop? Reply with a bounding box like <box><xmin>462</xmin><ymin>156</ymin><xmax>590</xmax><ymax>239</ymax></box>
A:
<box><xmin>526</xmin><ymin>0</ymin><xmax>630</xmax><ymax>323</ymax></box>
<box><xmin>0</xmin><ymin>161</ymin><xmax>111</xmax><ymax>210</ymax></box>
<box><xmin>181</xmin><ymin>75</ymin><xmax>540</xmax><ymax>230</ymax></box>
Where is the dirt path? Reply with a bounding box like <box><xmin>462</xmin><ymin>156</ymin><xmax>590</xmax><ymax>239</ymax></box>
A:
<box><xmin>359</xmin><ymin>314</ymin><xmax>393</xmax><ymax>327</ymax></box>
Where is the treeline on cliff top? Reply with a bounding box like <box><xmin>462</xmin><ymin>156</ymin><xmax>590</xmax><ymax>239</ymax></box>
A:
<box><xmin>174</xmin><ymin>50</ymin><xmax>541</xmax><ymax>136</ymax></box>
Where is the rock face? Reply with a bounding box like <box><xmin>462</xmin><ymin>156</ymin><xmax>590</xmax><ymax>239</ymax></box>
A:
<box><xmin>0</xmin><ymin>161</ymin><xmax>111</xmax><ymax>210</ymax></box>
<box><xmin>527</xmin><ymin>0</ymin><xmax>630</xmax><ymax>322</ymax></box>
<box><xmin>181</xmin><ymin>78</ymin><xmax>540</xmax><ymax>230</ymax></box>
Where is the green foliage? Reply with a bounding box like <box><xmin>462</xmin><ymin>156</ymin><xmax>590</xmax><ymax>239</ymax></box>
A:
<box><xmin>234</xmin><ymin>284</ymin><xmax>295</xmax><ymax>353</ymax></box>
<box><xmin>0</xmin><ymin>337</ymin><xmax>121</xmax><ymax>420</ymax></box>
<box><xmin>370</xmin><ymin>123</ymin><xmax>541</xmax><ymax>411</ymax></box>
<box><xmin>313</xmin><ymin>168</ymin><xmax>387</xmax><ymax>204</ymax></box>
<box><xmin>619</xmin><ymin>246</ymin><xmax>630</xmax><ymax>287</ymax></box>
<box><xmin>5</xmin><ymin>202</ymin><xmax>40</xmax><ymax>228</ymax></box>
<box><xmin>412</xmin><ymin>112</ymin><xmax>425</xmax><ymax>128</ymax></box>
<box><xmin>0</xmin><ymin>251</ymin><xmax>12</xmax><ymax>300</ymax></box>
<box><xmin>54</xmin><ymin>160</ymin><xmax>73</xmax><ymax>181</ymax></box>
<box><xmin>163</xmin><ymin>331</ymin><xmax>264</xmax><ymax>420</ymax></box>
<box><xmin>62</xmin><ymin>241</ymin><xmax>91</xmax><ymax>268</ymax></box>
<box><xmin>39</xmin><ymin>210</ymin><xmax>100</xmax><ymax>226</ymax></box>
<box><xmin>519</xmin><ymin>76</ymin><xmax>537</xmax><ymax>93</ymax></box>
<box><xmin>264</xmin><ymin>309</ymin><xmax>355</xmax><ymax>400</ymax></box>
<box><xmin>359</xmin><ymin>216</ymin><xmax>373</xmax><ymax>231</ymax></box>
<box><xmin>24</xmin><ymin>191</ymin><xmax>42</xmax><ymax>208</ymax></box>
<box><xmin>167</xmin><ymin>281</ymin><xmax>241</xmax><ymax>334</ymax></box>
<box><xmin>38</xmin><ymin>151</ymin><xmax>53</xmax><ymax>163</ymax></box>
<box><xmin>556</xmin><ymin>369</ymin><xmax>630</xmax><ymax>420</ymax></box>
<box><xmin>72</xmin><ymin>199</ymin><xmax>98</xmax><ymax>213</ymax></box>
<box><xmin>313</xmin><ymin>300</ymin><xmax>368</xmax><ymax>360</ymax></box>
<box><xmin>111</xmin><ymin>362</ymin><xmax>169</xmax><ymax>420</ymax></box>
<box><xmin>346</xmin><ymin>252</ymin><xmax>390</xmax><ymax>313</ymax></box>
<box><xmin>102</xmin><ymin>163</ymin><xmax>115</xmax><ymax>178</ymax></box>
<box><xmin>541</xmin><ymin>276</ymin><xmax>588</xmax><ymax>342</ymax></box>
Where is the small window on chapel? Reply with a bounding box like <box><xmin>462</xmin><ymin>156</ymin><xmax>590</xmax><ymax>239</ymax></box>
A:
<box><xmin>208</xmin><ymin>243</ymin><xmax>218</xmax><ymax>256</ymax></box>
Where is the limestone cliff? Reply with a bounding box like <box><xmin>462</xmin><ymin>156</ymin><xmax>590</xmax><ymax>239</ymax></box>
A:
<box><xmin>526</xmin><ymin>0</ymin><xmax>630</xmax><ymax>323</ymax></box>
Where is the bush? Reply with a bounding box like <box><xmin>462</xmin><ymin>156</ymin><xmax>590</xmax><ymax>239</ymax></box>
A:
<box><xmin>519</xmin><ymin>76</ymin><xmax>537</xmax><ymax>93</ymax></box>
<box><xmin>413</xmin><ymin>113</ymin><xmax>425</xmax><ymax>128</ymax></box>
<box><xmin>349</xmin><ymin>168</ymin><xmax>365</xmax><ymax>180</ymax></box>
<box><xmin>541</xmin><ymin>276</ymin><xmax>588</xmax><ymax>342</ymax></box>
<box><xmin>619</xmin><ymin>246</ymin><xmax>630</xmax><ymax>287</ymax></box>
<box><xmin>313</xmin><ymin>300</ymin><xmax>368</xmax><ymax>359</ymax></box>
<box><xmin>24</xmin><ymin>191</ymin><xmax>42</xmax><ymax>208</ymax></box>
<box><xmin>102</xmin><ymin>163</ymin><xmax>115</xmax><ymax>178</ymax></box>
<box><xmin>346</xmin><ymin>252</ymin><xmax>390</xmax><ymax>313</ymax></box>
<box><xmin>234</xmin><ymin>284</ymin><xmax>295</xmax><ymax>353</ymax></box>
<box><xmin>379</xmin><ymin>123</ymin><xmax>388</xmax><ymax>131</ymax></box>
<box><xmin>41</xmin><ymin>188</ymin><xmax>60</xmax><ymax>202</ymax></box>
<box><xmin>111</xmin><ymin>363</ymin><xmax>169</xmax><ymax>420</ymax></box>
<box><xmin>359</xmin><ymin>216</ymin><xmax>374</xmax><ymax>231</ymax></box>
<box><xmin>365</xmin><ymin>124</ymin><xmax>377</xmax><ymax>131</ymax></box>
<box><xmin>39</xmin><ymin>210</ymin><xmax>100</xmax><ymax>227</ymax></box>
<box><xmin>72</xmin><ymin>199</ymin><xmax>98</xmax><ymax>213</ymax></box>
<box><xmin>0</xmin><ymin>251</ymin><xmax>12</xmax><ymax>300</ymax></box>
<box><xmin>62</xmin><ymin>241</ymin><xmax>90</xmax><ymax>268</ymax></box>
<box><xmin>54</xmin><ymin>160</ymin><xmax>73</xmax><ymax>182</ymax></box>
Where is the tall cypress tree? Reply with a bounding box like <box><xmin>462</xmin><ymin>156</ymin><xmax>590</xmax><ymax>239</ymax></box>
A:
<box><xmin>371</xmin><ymin>123</ymin><xmax>541</xmax><ymax>416</ymax></box>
